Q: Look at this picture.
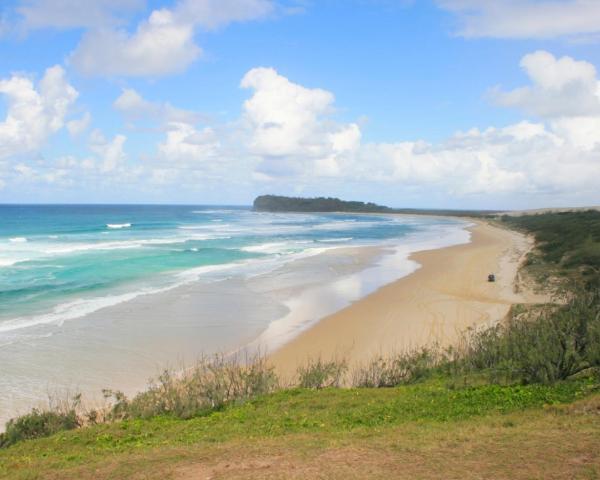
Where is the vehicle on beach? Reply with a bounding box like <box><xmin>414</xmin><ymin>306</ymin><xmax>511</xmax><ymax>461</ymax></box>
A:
<box><xmin>488</xmin><ymin>273</ymin><xmax>496</xmax><ymax>282</ymax></box>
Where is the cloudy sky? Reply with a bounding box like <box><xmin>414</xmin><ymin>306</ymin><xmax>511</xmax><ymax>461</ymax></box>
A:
<box><xmin>1</xmin><ymin>0</ymin><xmax>599</xmax><ymax>208</ymax></box>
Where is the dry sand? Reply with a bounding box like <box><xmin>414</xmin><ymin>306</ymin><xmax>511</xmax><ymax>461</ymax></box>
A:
<box><xmin>269</xmin><ymin>220</ymin><xmax>545</xmax><ymax>378</ymax></box>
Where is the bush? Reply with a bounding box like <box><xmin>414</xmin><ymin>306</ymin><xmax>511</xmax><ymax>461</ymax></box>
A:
<box><xmin>106</xmin><ymin>353</ymin><xmax>279</xmax><ymax>420</ymax></box>
<box><xmin>0</xmin><ymin>409</ymin><xmax>80</xmax><ymax>448</ymax></box>
<box><xmin>454</xmin><ymin>288</ymin><xmax>600</xmax><ymax>384</ymax></box>
<box><xmin>352</xmin><ymin>348</ymin><xmax>440</xmax><ymax>388</ymax></box>
<box><xmin>502</xmin><ymin>211</ymin><xmax>600</xmax><ymax>288</ymax></box>
<box><xmin>297</xmin><ymin>358</ymin><xmax>347</xmax><ymax>389</ymax></box>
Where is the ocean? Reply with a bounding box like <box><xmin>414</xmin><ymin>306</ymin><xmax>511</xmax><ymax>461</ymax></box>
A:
<box><xmin>0</xmin><ymin>204</ymin><xmax>470</xmax><ymax>424</ymax></box>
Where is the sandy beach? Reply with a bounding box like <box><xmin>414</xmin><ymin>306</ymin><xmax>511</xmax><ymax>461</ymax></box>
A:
<box><xmin>269</xmin><ymin>220</ymin><xmax>545</xmax><ymax>378</ymax></box>
<box><xmin>0</xmin><ymin>215</ymin><xmax>531</xmax><ymax>427</ymax></box>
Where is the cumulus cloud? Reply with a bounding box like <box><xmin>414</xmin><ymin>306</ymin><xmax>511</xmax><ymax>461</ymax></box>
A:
<box><xmin>13</xmin><ymin>162</ymin><xmax>71</xmax><ymax>186</ymax></box>
<box><xmin>114</xmin><ymin>88</ymin><xmax>198</xmax><ymax>124</ymax></box>
<box><xmin>240</xmin><ymin>67</ymin><xmax>361</xmax><ymax>177</ymax></box>
<box><xmin>89</xmin><ymin>129</ymin><xmax>127</xmax><ymax>172</ymax></box>
<box><xmin>114</xmin><ymin>88</ymin><xmax>218</xmax><ymax>166</ymax></box>
<box><xmin>70</xmin><ymin>0</ymin><xmax>275</xmax><ymax>77</ymax></box>
<box><xmin>236</xmin><ymin>63</ymin><xmax>600</xmax><ymax>202</ymax></box>
<box><xmin>17</xmin><ymin>0</ymin><xmax>144</xmax><ymax>30</ymax></box>
<box><xmin>492</xmin><ymin>51</ymin><xmax>600</xmax><ymax>149</ymax></box>
<box><xmin>438</xmin><ymin>0</ymin><xmax>600</xmax><ymax>40</ymax></box>
<box><xmin>5</xmin><ymin>53</ymin><xmax>599</xmax><ymax>207</ymax></box>
<box><xmin>70</xmin><ymin>9</ymin><xmax>200</xmax><ymax>77</ymax></box>
<box><xmin>492</xmin><ymin>51</ymin><xmax>600</xmax><ymax>118</ymax></box>
<box><xmin>157</xmin><ymin>122</ymin><xmax>220</xmax><ymax>163</ymax></box>
<box><xmin>175</xmin><ymin>0</ymin><xmax>275</xmax><ymax>30</ymax></box>
<box><xmin>67</xmin><ymin>111</ymin><xmax>92</xmax><ymax>136</ymax></box>
<box><xmin>0</xmin><ymin>65</ymin><xmax>78</xmax><ymax>159</ymax></box>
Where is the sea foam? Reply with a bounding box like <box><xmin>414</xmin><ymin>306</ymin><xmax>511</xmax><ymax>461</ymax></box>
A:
<box><xmin>106</xmin><ymin>223</ymin><xmax>131</xmax><ymax>229</ymax></box>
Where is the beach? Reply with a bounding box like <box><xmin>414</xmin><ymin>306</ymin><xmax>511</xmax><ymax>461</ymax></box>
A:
<box><xmin>0</xmin><ymin>210</ymin><xmax>535</xmax><ymax>427</ymax></box>
<box><xmin>269</xmin><ymin>220</ymin><xmax>544</xmax><ymax>378</ymax></box>
<box><xmin>0</xmin><ymin>208</ymin><xmax>473</xmax><ymax>426</ymax></box>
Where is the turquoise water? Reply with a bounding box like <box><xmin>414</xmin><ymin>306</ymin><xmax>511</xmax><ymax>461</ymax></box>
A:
<box><xmin>0</xmin><ymin>205</ymin><xmax>472</xmax><ymax>426</ymax></box>
<box><xmin>0</xmin><ymin>205</ymin><xmax>464</xmax><ymax>337</ymax></box>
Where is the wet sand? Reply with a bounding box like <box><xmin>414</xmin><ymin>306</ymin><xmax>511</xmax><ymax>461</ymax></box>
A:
<box><xmin>269</xmin><ymin>221</ymin><xmax>544</xmax><ymax>379</ymax></box>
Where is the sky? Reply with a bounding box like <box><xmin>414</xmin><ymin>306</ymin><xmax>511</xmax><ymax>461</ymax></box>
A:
<box><xmin>0</xmin><ymin>0</ymin><xmax>600</xmax><ymax>209</ymax></box>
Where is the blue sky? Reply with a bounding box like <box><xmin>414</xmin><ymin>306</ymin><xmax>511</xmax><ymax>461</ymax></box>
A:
<box><xmin>1</xmin><ymin>0</ymin><xmax>600</xmax><ymax>208</ymax></box>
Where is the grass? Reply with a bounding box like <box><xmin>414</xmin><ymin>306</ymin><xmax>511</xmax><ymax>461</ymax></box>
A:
<box><xmin>1</xmin><ymin>379</ymin><xmax>598</xmax><ymax>479</ymax></box>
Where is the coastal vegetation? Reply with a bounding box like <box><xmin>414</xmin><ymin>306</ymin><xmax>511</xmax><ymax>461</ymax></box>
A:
<box><xmin>253</xmin><ymin>194</ymin><xmax>502</xmax><ymax>216</ymax></box>
<box><xmin>253</xmin><ymin>195</ymin><xmax>392</xmax><ymax>213</ymax></box>
<box><xmin>1</xmin><ymin>211</ymin><xmax>599</xmax><ymax>478</ymax></box>
<box><xmin>501</xmin><ymin>210</ymin><xmax>600</xmax><ymax>288</ymax></box>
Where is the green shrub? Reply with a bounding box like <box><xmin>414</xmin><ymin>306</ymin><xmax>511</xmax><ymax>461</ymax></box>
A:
<box><xmin>454</xmin><ymin>288</ymin><xmax>600</xmax><ymax>384</ymax></box>
<box><xmin>352</xmin><ymin>348</ymin><xmax>439</xmax><ymax>387</ymax></box>
<box><xmin>297</xmin><ymin>358</ymin><xmax>347</xmax><ymax>389</ymax></box>
<box><xmin>502</xmin><ymin>211</ymin><xmax>600</xmax><ymax>287</ymax></box>
<box><xmin>106</xmin><ymin>353</ymin><xmax>279</xmax><ymax>420</ymax></box>
<box><xmin>0</xmin><ymin>409</ymin><xmax>80</xmax><ymax>448</ymax></box>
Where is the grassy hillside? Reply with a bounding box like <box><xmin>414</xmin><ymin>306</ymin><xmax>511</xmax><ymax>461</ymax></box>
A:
<box><xmin>1</xmin><ymin>380</ymin><xmax>598</xmax><ymax>479</ymax></box>
<box><xmin>1</xmin><ymin>211</ymin><xmax>599</xmax><ymax>479</ymax></box>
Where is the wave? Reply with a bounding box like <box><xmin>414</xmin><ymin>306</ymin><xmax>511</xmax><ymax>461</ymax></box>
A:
<box><xmin>2</xmin><ymin>235</ymin><xmax>232</xmax><ymax>259</ymax></box>
<box><xmin>0</xmin><ymin>258</ymin><xmax>23</xmax><ymax>267</ymax></box>
<box><xmin>318</xmin><ymin>237</ymin><xmax>353</xmax><ymax>243</ymax></box>
<box><xmin>241</xmin><ymin>242</ymin><xmax>290</xmax><ymax>254</ymax></box>
<box><xmin>191</xmin><ymin>209</ymin><xmax>236</xmax><ymax>214</ymax></box>
<box><xmin>9</xmin><ymin>237</ymin><xmax>27</xmax><ymax>243</ymax></box>
<box><xmin>0</xmin><ymin>288</ymin><xmax>167</xmax><ymax>334</ymax></box>
<box><xmin>178</xmin><ymin>224</ymin><xmax>230</xmax><ymax>230</ymax></box>
<box><xmin>106</xmin><ymin>223</ymin><xmax>131</xmax><ymax>229</ymax></box>
<box><xmin>0</xmin><ymin>243</ymin><xmax>348</xmax><ymax>334</ymax></box>
<box><xmin>0</xmin><ymin>262</ymin><xmax>244</xmax><ymax>335</ymax></box>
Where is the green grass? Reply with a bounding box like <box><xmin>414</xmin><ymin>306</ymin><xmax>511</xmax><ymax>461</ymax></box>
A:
<box><xmin>1</xmin><ymin>379</ymin><xmax>597</xmax><ymax>479</ymax></box>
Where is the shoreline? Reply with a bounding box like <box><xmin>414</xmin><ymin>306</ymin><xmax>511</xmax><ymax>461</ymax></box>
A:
<box><xmin>0</xmin><ymin>215</ymin><xmax>473</xmax><ymax>427</ymax></box>
<box><xmin>268</xmin><ymin>220</ymin><xmax>545</xmax><ymax>379</ymax></box>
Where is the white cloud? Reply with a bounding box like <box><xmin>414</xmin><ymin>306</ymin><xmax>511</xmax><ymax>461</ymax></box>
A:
<box><xmin>438</xmin><ymin>0</ymin><xmax>600</xmax><ymax>40</ymax></box>
<box><xmin>89</xmin><ymin>129</ymin><xmax>127</xmax><ymax>172</ymax></box>
<box><xmin>70</xmin><ymin>0</ymin><xmax>275</xmax><ymax>77</ymax></box>
<box><xmin>70</xmin><ymin>9</ymin><xmax>200</xmax><ymax>77</ymax></box>
<box><xmin>492</xmin><ymin>51</ymin><xmax>600</xmax><ymax>118</ymax></box>
<box><xmin>235</xmin><ymin>64</ymin><xmax>600</xmax><ymax>202</ymax></box>
<box><xmin>114</xmin><ymin>89</ymin><xmax>156</xmax><ymax>117</ymax></box>
<box><xmin>114</xmin><ymin>88</ymin><xmax>198</xmax><ymax>123</ymax></box>
<box><xmin>67</xmin><ymin>111</ymin><xmax>92</xmax><ymax>136</ymax></box>
<box><xmin>5</xmin><ymin>53</ymin><xmax>599</xmax><ymax>208</ymax></box>
<box><xmin>240</xmin><ymin>67</ymin><xmax>361</xmax><ymax>177</ymax></box>
<box><xmin>0</xmin><ymin>65</ymin><xmax>78</xmax><ymax>159</ymax></box>
<box><xmin>157</xmin><ymin>122</ymin><xmax>219</xmax><ymax>163</ymax></box>
<box><xmin>175</xmin><ymin>0</ymin><xmax>274</xmax><ymax>30</ymax></box>
<box><xmin>13</xmin><ymin>162</ymin><xmax>71</xmax><ymax>185</ymax></box>
<box><xmin>492</xmin><ymin>51</ymin><xmax>600</xmax><ymax>149</ymax></box>
<box><xmin>17</xmin><ymin>0</ymin><xmax>144</xmax><ymax>30</ymax></box>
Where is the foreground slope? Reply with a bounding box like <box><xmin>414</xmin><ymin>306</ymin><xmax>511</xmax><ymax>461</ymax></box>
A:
<box><xmin>1</xmin><ymin>381</ymin><xmax>599</xmax><ymax>479</ymax></box>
